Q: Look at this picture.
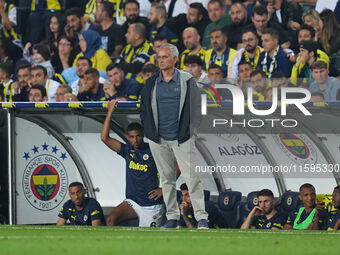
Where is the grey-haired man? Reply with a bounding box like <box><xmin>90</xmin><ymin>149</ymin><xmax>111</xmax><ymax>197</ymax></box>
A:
<box><xmin>140</xmin><ymin>43</ymin><xmax>208</xmax><ymax>228</ymax></box>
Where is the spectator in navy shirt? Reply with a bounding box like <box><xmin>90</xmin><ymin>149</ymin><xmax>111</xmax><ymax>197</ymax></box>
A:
<box><xmin>77</xmin><ymin>68</ymin><xmax>106</xmax><ymax>101</ymax></box>
<box><xmin>104</xmin><ymin>62</ymin><xmax>142</xmax><ymax>101</ymax></box>
<box><xmin>258</xmin><ymin>27</ymin><xmax>292</xmax><ymax>78</ymax></box>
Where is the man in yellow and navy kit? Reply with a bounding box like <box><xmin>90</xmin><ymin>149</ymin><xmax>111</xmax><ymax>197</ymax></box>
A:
<box><xmin>101</xmin><ymin>101</ymin><xmax>164</xmax><ymax>227</ymax></box>
<box><xmin>205</xmin><ymin>27</ymin><xmax>236</xmax><ymax>78</ymax></box>
<box><xmin>84</xmin><ymin>0</ymin><xmax>124</xmax><ymax>24</ymax></box>
<box><xmin>57</xmin><ymin>182</ymin><xmax>105</xmax><ymax>226</ymax></box>
<box><xmin>180</xmin><ymin>27</ymin><xmax>205</xmax><ymax>71</ymax></box>
<box><xmin>324</xmin><ymin>186</ymin><xmax>340</xmax><ymax>231</ymax></box>
<box><xmin>0</xmin><ymin>0</ymin><xmax>20</xmax><ymax>43</ymax></box>
<box><xmin>27</xmin><ymin>0</ymin><xmax>62</xmax><ymax>44</ymax></box>
<box><xmin>241</xmin><ymin>189</ymin><xmax>286</xmax><ymax>230</ymax></box>
<box><xmin>0</xmin><ymin>63</ymin><xmax>14</xmax><ymax>102</ymax></box>
<box><xmin>284</xmin><ymin>183</ymin><xmax>326</xmax><ymax>230</ymax></box>
<box><xmin>117</xmin><ymin>22</ymin><xmax>153</xmax><ymax>83</ymax></box>
<box><xmin>148</xmin><ymin>2</ymin><xmax>178</xmax><ymax>46</ymax></box>
<box><xmin>291</xmin><ymin>40</ymin><xmax>330</xmax><ymax>87</ymax></box>
<box><xmin>178</xmin><ymin>183</ymin><xmax>226</xmax><ymax>229</ymax></box>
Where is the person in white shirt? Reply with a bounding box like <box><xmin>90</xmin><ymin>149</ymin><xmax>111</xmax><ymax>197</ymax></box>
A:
<box><xmin>30</xmin><ymin>65</ymin><xmax>60</xmax><ymax>102</ymax></box>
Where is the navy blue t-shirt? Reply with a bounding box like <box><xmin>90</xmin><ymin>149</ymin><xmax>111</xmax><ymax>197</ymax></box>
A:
<box><xmin>77</xmin><ymin>83</ymin><xmax>106</xmax><ymax>101</ymax></box>
<box><xmin>108</xmin><ymin>79</ymin><xmax>142</xmax><ymax>101</ymax></box>
<box><xmin>252</xmin><ymin>212</ymin><xmax>287</xmax><ymax>229</ymax></box>
<box><xmin>150</xmin><ymin>25</ymin><xmax>178</xmax><ymax>46</ymax></box>
<box><xmin>118</xmin><ymin>143</ymin><xmax>163</xmax><ymax>206</ymax></box>
<box><xmin>58</xmin><ymin>198</ymin><xmax>105</xmax><ymax>225</ymax></box>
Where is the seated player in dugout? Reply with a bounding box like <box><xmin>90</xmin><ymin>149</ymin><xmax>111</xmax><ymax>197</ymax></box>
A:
<box><xmin>178</xmin><ymin>183</ymin><xmax>226</xmax><ymax>229</ymax></box>
<box><xmin>283</xmin><ymin>183</ymin><xmax>326</xmax><ymax>230</ymax></box>
<box><xmin>101</xmin><ymin>100</ymin><xmax>180</xmax><ymax>227</ymax></box>
<box><xmin>57</xmin><ymin>182</ymin><xmax>105</xmax><ymax>226</ymax></box>
<box><xmin>240</xmin><ymin>189</ymin><xmax>286</xmax><ymax>230</ymax></box>
<box><xmin>324</xmin><ymin>185</ymin><xmax>340</xmax><ymax>231</ymax></box>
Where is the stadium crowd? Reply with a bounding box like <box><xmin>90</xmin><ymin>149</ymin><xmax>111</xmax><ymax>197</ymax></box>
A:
<box><xmin>2</xmin><ymin>0</ymin><xmax>340</xmax><ymax>229</ymax></box>
<box><xmin>0</xmin><ymin>0</ymin><xmax>340</xmax><ymax>102</ymax></box>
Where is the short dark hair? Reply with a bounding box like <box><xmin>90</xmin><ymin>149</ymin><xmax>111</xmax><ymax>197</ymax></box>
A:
<box><xmin>241</xmin><ymin>28</ymin><xmax>258</xmax><ymax>38</ymax></box>
<box><xmin>106</xmin><ymin>62</ymin><xmax>123</xmax><ymax>72</ymax></box>
<box><xmin>123</xmin><ymin>0</ymin><xmax>140</xmax><ymax>10</ymax></box>
<box><xmin>180</xmin><ymin>183</ymin><xmax>188</xmax><ymax>191</ymax></box>
<box><xmin>84</xmin><ymin>68</ymin><xmax>99</xmax><ymax>77</ymax></box>
<box><xmin>208</xmin><ymin>63</ymin><xmax>223</xmax><ymax>72</ymax></box>
<box><xmin>238</xmin><ymin>61</ymin><xmax>252</xmax><ymax>69</ymax></box>
<box><xmin>102</xmin><ymin>1</ymin><xmax>114</xmax><ymax>18</ymax></box>
<box><xmin>16</xmin><ymin>64</ymin><xmax>31</xmax><ymax>74</ymax></box>
<box><xmin>311</xmin><ymin>60</ymin><xmax>327</xmax><ymax>70</ymax></box>
<box><xmin>58</xmin><ymin>35</ymin><xmax>75</xmax><ymax>48</ymax></box>
<box><xmin>65</xmin><ymin>7</ymin><xmax>83</xmax><ymax>18</ymax></box>
<box><xmin>334</xmin><ymin>185</ymin><xmax>340</xmax><ymax>193</ymax></box>
<box><xmin>270</xmin><ymin>71</ymin><xmax>285</xmax><ymax>79</ymax></box>
<box><xmin>69</xmin><ymin>182</ymin><xmax>84</xmax><ymax>188</ymax></box>
<box><xmin>33</xmin><ymin>43</ymin><xmax>51</xmax><ymax>61</ymax></box>
<box><xmin>299</xmin><ymin>183</ymin><xmax>315</xmax><ymax>192</ymax></box>
<box><xmin>141</xmin><ymin>63</ymin><xmax>159</xmax><ymax>74</ymax></box>
<box><xmin>154</xmin><ymin>34</ymin><xmax>168</xmax><ymax>43</ymax></box>
<box><xmin>210</xmin><ymin>26</ymin><xmax>227</xmax><ymax>37</ymax></box>
<box><xmin>31</xmin><ymin>65</ymin><xmax>47</xmax><ymax>77</ymax></box>
<box><xmin>262</xmin><ymin>27</ymin><xmax>279</xmax><ymax>41</ymax></box>
<box><xmin>0</xmin><ymin>63</ymin><xmax>13</xmax><ymax>77</ymax></box>
<box><xmin>252</xmin><ymin>5</ymin><xmax>268</xmax><ymax>17</ymax></box>
<box><xmin>258</xmin><ymin>189</ymin><xmax>274</xmax><ymax>198</ymax></box>
<box><xmin>183</xmin><ymin>55</ymin><xmax>203</xmax><ymax>67</ymax></box>
<box><xmin>127</xmin><ymin>122</ymin><xmax>143</xmax><ymax>132</ymax></box>
<box><xmin>189</xmin><ymin>2</ymin><xmax>205</xmax><ymax>16</ymax></box>
<box><xmin>30</xmin><ymin>84</ymin><xmax>47</xmax><ymax>98</ymax></box>
<box><xmin>77</xmin><ymin>56</ymin><xmax>92</xmax><ymax>67</ymax></box>
<box><xmin>250</xmin><ymin>69</ymin><xmax>266</xmax><ymax>78</ymax></box>
<box><xmin>208</xmin><ymin>0</ymin><xmax>224</xmax><ymax>9</ymax></box>
<box><xmin>299</xmin><ymin>24</ymin><xmax>315</xmax><ymax>40</ymax></box>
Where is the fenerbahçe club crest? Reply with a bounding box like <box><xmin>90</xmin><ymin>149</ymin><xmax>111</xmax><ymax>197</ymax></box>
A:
<box><xmin>22</xmin><ymin>142</ymin><xmax>68</xmax><ymax>211</ymax></box>
<box><xmin>272</xmin><ymin>133</ymin><xmax>317</xmax><ymax>164</ymax></box>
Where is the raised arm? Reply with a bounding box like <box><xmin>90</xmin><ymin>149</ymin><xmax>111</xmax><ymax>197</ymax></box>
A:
<box><xmin>100</xmin><ymin>100</ymin><xmax>122</xmax><ymax>153</ymax></box>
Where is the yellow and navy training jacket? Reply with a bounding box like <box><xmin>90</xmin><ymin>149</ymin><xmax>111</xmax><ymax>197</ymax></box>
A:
<box><xmin>120</xmin><ymin>40</ymin><xmax>154</xmax><ymax>83</ymax></box>
<box><xmin>180</xmin><ymin>48</ymin><xmax>206</xmax><ymax>71</ymax></box>
<box><xmin>31</xmin><ymin>0</ymin><xmax>61</xmax><ymax>11</ymax></box>
<box><xmin>205</xmin><ymin>47</ymin><xmax>236</xmax><ymax>77</ymax></box>
<box><xmin>0</xmin><ymin>3</ymin><xmax>19</xmax><ymax>41</ymax></box>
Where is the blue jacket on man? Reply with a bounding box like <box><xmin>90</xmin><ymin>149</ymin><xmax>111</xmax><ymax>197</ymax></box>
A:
<box><xmin>140</xmin><ymin>69</ymin><xmax>201</xmax><ymax>144</ymax></box>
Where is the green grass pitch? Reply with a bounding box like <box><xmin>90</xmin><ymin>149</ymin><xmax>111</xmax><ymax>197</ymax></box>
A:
<box><xmin>0</xmin><ymin>225</ymin><xmax>339</xmax><ymax>255</ymax></box>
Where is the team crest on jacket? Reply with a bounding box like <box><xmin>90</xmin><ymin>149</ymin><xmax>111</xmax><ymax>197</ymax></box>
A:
<box><xmin>143</xmin><ymin>154</ymin><xmax>149</xmax><ymax>160</ymax></box>
<box><xmin>22</xmin><ymin>142</ymin><xmax>68</xmax><ymax>211</ymax></box>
